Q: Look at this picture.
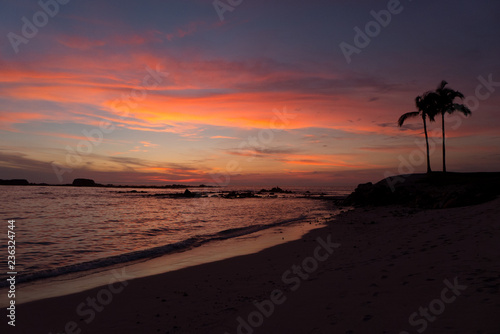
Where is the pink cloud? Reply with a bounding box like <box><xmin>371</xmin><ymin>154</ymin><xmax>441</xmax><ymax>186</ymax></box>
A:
<box><xmin>58</xmin><ymin>36</ymin><xmax>106</xmax><ymax>50</ymax></box>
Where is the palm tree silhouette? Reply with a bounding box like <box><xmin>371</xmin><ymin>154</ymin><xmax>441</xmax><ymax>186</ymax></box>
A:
<box><xmin>398</xmin><ymin>92</ymin><xmax>438</xmax><ymax>174</ymax></box>
<box><xmin>434</xmin><ymin>80</ymin><xmax>472</xmax><ymax>173</ymax></box>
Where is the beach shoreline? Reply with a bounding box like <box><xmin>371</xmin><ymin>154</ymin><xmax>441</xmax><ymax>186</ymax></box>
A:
<box><xmin>0</xmin><ymin>217</ymin><xmax>332</xmax><ymax>308</ymax></box>
<box><xmin>5</xmin><ymin>197</ymin><xmax>500</xmax><ymax>333</ymax></box>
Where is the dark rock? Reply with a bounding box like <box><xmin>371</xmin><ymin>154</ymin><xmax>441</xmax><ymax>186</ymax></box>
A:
<box><xmin>183</xmin><ymin>189</ymin><xmax>194</xmax><ymax>197</ymax></box>
<box><xmin>222</xmin><ymin>191</ymin><xmax>257</xmax><ymax>198</ymax></box>
<box><xmin>257</xmin><ymin>187</ymin><xmax>292</xmax><ymax>194</ymax></box>
<box><xmin>344</xmin><ymin>172</ymin><xmax>500</xmax><ymax>209</ymax></box>
<box><xmin>0</xmin><ymin>179</ymin><xmax>29</xmax><ymax>185</ymax></box>
<box><xmin>72</xmin><ymin>178</ymin><xmax>96</xmax><ymax>186</ymax></box>
<box><xmin>270</xmin><ymin>186</ymin><xmax>284</xmax><ymax>193</ymax></box>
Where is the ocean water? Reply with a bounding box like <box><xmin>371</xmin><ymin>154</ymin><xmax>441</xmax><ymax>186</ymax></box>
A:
<box><xmin>0</xmin><ymin>185</ymin><xmax>352</xmax><ymax>287</ymax></box>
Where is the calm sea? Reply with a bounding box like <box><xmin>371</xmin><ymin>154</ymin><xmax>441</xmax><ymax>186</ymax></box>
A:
<box><xmin>0</xmin><ymin>185</ymin><xmax>353</xmax><ymax>287</ymax></box>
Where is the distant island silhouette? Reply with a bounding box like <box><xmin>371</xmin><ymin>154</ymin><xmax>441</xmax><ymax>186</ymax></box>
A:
<box><xmin>0</xmin><ymin>179</ymin><xmax>29</xmax><ymax>185</ymax></box>
<box><xmin>72</xmin><ymin>178</ymin><xmax>97</xmax><ymax>186</ymax></box>
<box><xmin>0</xmin><ymin>178</ymin><xmax>214</xmax><ymax>189</ymax></box>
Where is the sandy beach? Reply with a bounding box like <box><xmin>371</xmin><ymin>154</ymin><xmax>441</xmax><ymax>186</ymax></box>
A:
<box><xmin>7</xmin><ymin>197</ymin><xmax>500</xmax><ymax>334</ymax></box>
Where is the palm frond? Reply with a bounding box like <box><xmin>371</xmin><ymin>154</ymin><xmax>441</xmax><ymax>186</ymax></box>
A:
<box><xmin>437</xmin><ymin>80</ymin><xmax>448</xmax><ymax>91</ymax></box>
<box><xmin>426</xmin><ymin>112</ymin><xmax>437</xmax><ymax>122</ymax></box>
<box><xmin>398</xmin><ymin>111</ymin><xmax>420</xmax><ymax>127</ymax></box>
<box><xmin>433</xmin><ymin>80</ymin><xmax>467</xmax><ymax>114</ymax></box>
<box><xmin>419</xmin><ymin>92</ymin><xmax>439</xmax><ymax>121</ymax></box>
<box><xmin>451</xmin><ymin>103</ymin><xmax>472</xmax><ymax>116</ymax></box>
<box><xmin>414</xmin><ymin>96</ymin><xmax>422</xmax><ymax>106</ymax></box>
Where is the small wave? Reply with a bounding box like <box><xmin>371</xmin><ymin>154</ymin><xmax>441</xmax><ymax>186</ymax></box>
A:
<box><xmin>22</xmin><ymin>241</ymin><xmax>55</xmax><ymax>246</ymax></box>
<box><xmin>0</xmin><ymin>237</ymin><xmax>202</xmax><ymax>288</ymax></box>
<box><xmin>205</xmin><ymin>215</ymin><xmax>307</xmax><ymax>240</ymax></box>
<box><xmin>0</xmin><ymin>214</ymin><xmax>311</xmax><ymax>287</ymax></box>
<box><xmin>147</xmin><ymin>226</ymin><xmax>173</xmax><ymax>233</ymax></box>
<box><xmin>73</xmin><ymin>249</ymin><xmax>99</xmax><ymax>254</ymax></box>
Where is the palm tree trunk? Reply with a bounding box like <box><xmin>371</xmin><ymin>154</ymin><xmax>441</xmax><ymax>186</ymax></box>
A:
<box><xmin>423</xmin><ymin>115</ymin><xmax>431</xmax><ymax>173</ymax></box>
<box><xmin>442</xmin><ymin>113</ymin><xmax>446</xmax><ymax>173</ymax></box>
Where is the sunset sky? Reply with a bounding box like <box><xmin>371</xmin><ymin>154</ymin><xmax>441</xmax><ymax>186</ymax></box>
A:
<box><xmin>1</xmin><ymin>0</ymin><xmax>499</xmax><ymax>186</ymax></box>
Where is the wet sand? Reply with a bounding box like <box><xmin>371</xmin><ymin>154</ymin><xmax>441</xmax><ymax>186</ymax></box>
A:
<box><xmin>6</xmin><ymin>198</ymin><xmax>500</xmax><ymax>333</ymax></box>
<box><xmin>0</xmin><ymin>220</ymin><xmax>325</xmax><ymax>308</ymax></box>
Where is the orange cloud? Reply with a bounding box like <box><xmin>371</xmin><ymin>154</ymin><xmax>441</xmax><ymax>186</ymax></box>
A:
<box><xmin>278</xmin><ymin>153</ymin><xmax>368</xmax><ymax>169</ymax></box>
<box><xmin>0</xmin><ymin>50</ymin><xmax>488</xmax><ymax>145</ymax></box>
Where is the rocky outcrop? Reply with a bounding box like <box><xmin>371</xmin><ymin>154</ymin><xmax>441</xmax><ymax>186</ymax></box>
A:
<box><xmin>72</xmin><ymin>178</ymin><xmax>97</xmax><ymax>186</ymax></box>
<box><xmin>257</xmin><ymin>187</ymin><xmax>292</xmax><ymax>194</ymax></box>
<box><xmin>345</xmin><ymin>172</ymin><xmax>500</xmax><ymax>209</ymax></box>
